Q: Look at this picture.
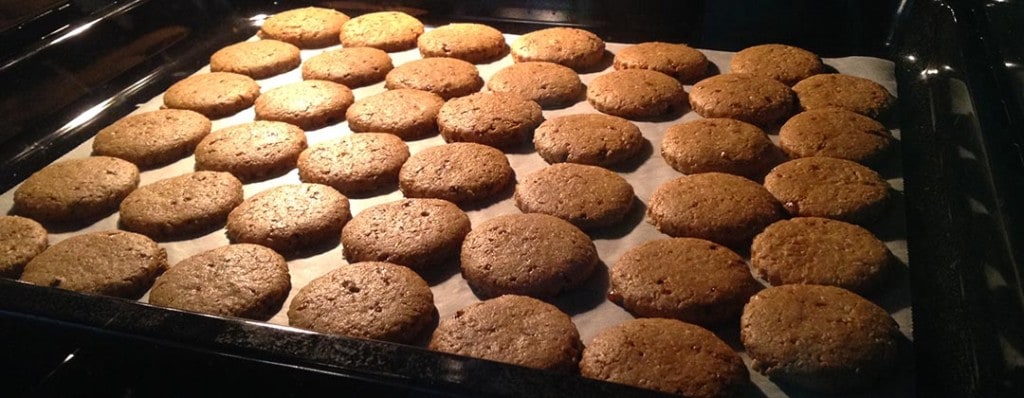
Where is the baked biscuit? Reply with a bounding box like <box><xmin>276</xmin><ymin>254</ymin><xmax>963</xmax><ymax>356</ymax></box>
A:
<box><xmin>514</xmin><ymin>163</ymin><xmax>634</xmax><ymax>230</ymax></box>
<box><xmin>163</xmin><ymin>72</ymin><xmax>260</xmax><ymax>119</ymax></box>
<box><xmin>399</xmin><ymin>143</ymin><xmax>514</xmax><ymax>204</ymax></box>
<box><xmin>511</xmin><ymin>27</ymin><xmax>605</xmax><ymax>71</ymax></box>
<box><xmin>613</xmin><ymin>42</ymin><xmax>709</xmax><ymax>84</ymax></box>
<box><xmin>418</xmin><ymin>23</ymin><xmax>508</xmax><ymax>64</ymax></box>
<box><xmin>20</xmin><ymin>231</ymin><xmax>167</xmax><ymax>298</ymax></box>
<box><xmin>254</xmin><ymin>80</ymin><xmax>354</xmax><ymax>130</ymax></box>
<box><xmin>730</xmin><ymin>44</ymin><xmax>825</xmax><ymax>86</ymax></box>
<box><xmin>763</xmin><ymin>157</ymin><xmax>891</xmax><ymax>225</ymax></box>
<box><xmin>226</xmin><ymin>183</ymin><xmax>351</xmax><ymax>253</ymax></box>
<box><xmin>258</xmin><ymin>7</ymin><xmax>349</xmax><ymax>49</ymax></box>
<box><xmin>92</xmin><ymin>109</ymin><xmax>211</xmax><ymax>168</ymax></box>
<box><xmin>0</xmin><ymin>216</ymin><xmax>48</xmax><ymax>278</ymax></box>
<box><xmin>385</xmin><ymin>58</ymin><xmax>483</xmax><ymax>99</ymax></box>
<box><xmin>13</xmin><ymin>156</ymin><xmax>139</xmax><ymax>224</ymax></box>
<box><xmin>533</xmin><ymin>113</ymin><xmax>644</xmax><ymax>167</ymax></box>
<box><xmin>148</xmin><ymin>244</ymin><xmax>290</xmax><ymax>320</ymax></box>
<box><xmin>587</xmin><ymin>69</ymin><xmax>686</xmax><ymax>120</ymax></box>
<box><xmin>210</xmin><ymin>39</ymin><xmax>301</xmax><ymax>79</ymax></box>
<box><xmin>298</xmin><ymin>133</ymin><xmax>410</xmax><ymax>195</ymax></box>
<box><xmin>288</xmin><ymin>261</ymin><xmax>435</xmax><ymax>343</ymax></box>
<box><xmin>689</xmin><ymin>73</ymin><xmax>795</xmax><ymax>127</ymax></box>
<box><xmin>461</xmin><ymin>213</ymin><xmax>598</xmax><ymax>299</ymax></box>
<box><xmin>486</xmin><ymin>62</ymin><xmax>584</xmax><ymax>109</ymax></box>
<box><xmin>779</xmin><ymin>108</ymin><xmax>895</xmax><ymax>165</ymax></box>
<box><xmin>437</xmin><ymin>92</ymin><xmax>543</xmax><ymax>149</ymax></box>
<box><xmin>119</xmin><ymin>171</ymin><xmax>244</xmax><ymax>239</ymax></box>
<box><xmin>339</xmin><ymin>11</ymin><xmax>424</xmax><ymax>52</ymax></box>
<box><xmin>301</xmin><ymin>47</ymin><xmax>394</xmax><ymax>88</ymax></box>
<box><xmin>194</xmin><ymin>121</ymin><xmax>307</xmax><ymax>182</ymax></box>
<box><xmin>341</xmin><ymin>198</ymin><xmax>470</xmax><ymax>272</ymax></box>
<box><xmin>429</xmin><ymin>295</ymin><xmax>583</xmax><ymax>372</ymax></box>
<box><xmin>741</xmin><ymin>284</ymin><xmax>900</xmax><ymax>393</ymax></box>
<box><xmin>346</xmin><ymin>89</ymin><xmax>445</xmax><ymax>140</ymax></box>
<box><xmin>661</xmin><ymin>118</ymin><xmax>780</xmax><ymax>179</ymax></box>
<box><xmin>793</xmin><ymin>73</ymin><xmax>895</xmax><ymax>119</ymax></box>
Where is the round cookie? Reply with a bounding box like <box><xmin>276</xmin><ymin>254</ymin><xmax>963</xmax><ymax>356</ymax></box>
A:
<box><xmin>533</xmin><ymin>113</ymin><xmax>644</xmax><ymax>167</ymax></box>
<box><xmin>437</xmin><ymin>92</ymin><xmax>543</xmax><ymax>149</ymax></box>
<box><xmin>792</xmin><ymin>73</ymin><xmax>895</xmax><ymax>119</ymax></box>
<box><xmin>486</xmin><ymin>62</ymin><xmax>584</xmax><ymax>109</ymax></box>
<box><xmin>297</xmin><ymin>133</ymin><xmax>410</xmax><ymax>195</ymax></box>
<box><xmin>226</xmin><ymin>183</ymin><xmax>351</xmax><ymax>253</ymax></box>
<box><xmin>429</xmin><ymin>295</ymin><xmax>583</xmax><ymax>372</ymax></box>
<box><xmin>514</xmin><ymin>163</ymin><xmax>634</xmax><ymax>230</ymax></box>
<box><xmin>399</xmin><ymin>143</ymin><xmax>514</xmax><ymax>204</ymax></box>
<box><xmin>148</xmin><ymin>244</ymin><xmax>290</xmax><ymax>320</ymax></box>
<box><xmin>301</xmin><ymin>47</ymin><xmax>394</xmax><ymax>88</ymax></box>
<box><xmin>0</xmin><ymin>216</ymin><xmax>48</xmax><ymax>278</ymax></box>
<box><xmin>730</xmin><ymin>44</ymin><xmax>825</xmax><ymax>86</ymax></box>
<box><xmin>257</xmin><ymin>7</ymin><xmax>349</xmax><ymax>49</ymax></box>
<box><xmin>511</xmin><ymin>27</ymin><xmax>605</xmax><ymax>71</ymax></box>
<box><xmin>346</xmin><ymin>89</ymin><xmax>445</xmax><ymax>140</ymax></box>
<box><xmin>20</xmin><ymin>231</ymin><xmax>167</xmax><ymax>298</ymax></box>
<box><xmin>661</xmin><ymin>118</ymin><xmax>780</xmax><ymax>179</ymax></box>
<box><xmin>647</xmin><ymin>172</ymin><xmax>785</xmax><ymax>248</ymax></box>
<box><xmin>779</xmin><ymin>108</ymin><xmax>895</xmax><ymax>165</ymax></box>
<box><xmin>342</xmin><ymin>198</ymin><xmax>470</xmax><ymax>272</ymax></box>
<box><xmin>92</xmin><ymin>109</ymin><xmax>212</xmax><ymax>169</ymax></box>
<box><xmin>210</xmin><ymin>39</ymin><xmax>301</xmax><ymax>79</ymax></box>
<box><xmin>613</xmin><ymin>42</ymin><xmax>709</xmax><ymax>84</ymax></box>
<box><xmin>752</xmin><ymin>217</ymin><xmax>893</xmax><ymax>293</ymax></box>
<box><xmin>418</xmin><ymin>23</ymin><xmax>508</xmax><ymax>64</ymax></box>
<box><xmin>12</xmin><ymin>156</ymin><xmax>139</xmax><ymax>224</ymax></box>
<box><xmin>254</xmin><ymin>80</ymin><xmax>354</xmax><ymax>130</ymax></box>
<box><xmin>741</xmin><ymin>284</ymin><xmax>900</xmax><ymax>393</ymax></box>
<box><xmin>163</xmin><ymin>72</ymin><xmax>260</xmax><ymax>119</ymax></box>
<box><xmin>461</xmin><ymin>213</ymin><xmax>598</xmax><ymax>299</ymax></box>
<box><xmin>119</xmin><ymin>171</ymin><xmax>244</xmax><ymax>240</ymax></box>
<box><xmin>194</xmin><ymin>121</ymin><xmax>307</xmax><ymax>182</ymax></box>
<box><xmin>763</xmin><ymin>157</ymin><xmax>891</xmax><ymax>225</ymax></box>
<box><xmin>339</xmin><ymin>11</ymin><xmax>424</xmax><ymax>52</ymax></box>
<box><xmin>288</xmin><ymin>261</ymin><xmax>435</xmax><ymax>343</ymax></box>
<box><xmin>587</xmin><ymin>69</ymin><xmax>687</xmax><ymax>120</ymax></box>
<box><xmin>689</xmin><ymin>73</ymin><xmax>796</xmax><ymax>127</ymax></box>
<box><xmin>385</xmin><ymin>58</ymin><xmax>483</xmax><ymax>100</ymax></box>
<box><xmin>580</xmin><ymin>318</ymin><xmax>749</xmax><ymax>398</ymax></box>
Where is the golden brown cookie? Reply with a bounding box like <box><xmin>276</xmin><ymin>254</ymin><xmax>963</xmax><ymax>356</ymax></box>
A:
<box><xmin>254</xmin><ymin>80</ymin><xmax>354</xmax><ymax>130</ymax></box>
<box><xmin>339</xmin><ymin>11</ymin><xmax>424</xmax><ymax>52</ymax></box>
<box><xmin>288</xmin><ymin>261</ymin><xmax>435</xmax><ymax>343</ymax></box>
<box><xmin>532</xmin><ymin>113</ymin><xmax>644</xmax><ymax>167</ymax></box>
<box><xmin>163</xmin><ymin>72</ymin><xmax>260</xmax><ymax>119</ymax></box>
<box><xmin>586</xmin><ymin>69</ymin><xmax>687</xmax><ymax>120</ymax></box>
<box><xmin>793</xmin><ymin>73</ymin><xmax>895</xmax><ymax>119</ymax></box>
<box><xmin>210</xmin><ymin>39</ymin><xmax>301</xmax><ymax>79</ymax></box>
<box><xmin>301</xmin><ymin>47</ymin><xmax>394</xmax><ymax>88</ymax></box>
<box><xmin>297</xmin><ymin>133</ymin><xmax>410</xmax><ymax>195</ymax></box>
<box><xmin>429</xmin><ymin>295</ymin><xmax>583</xmax><ymax>372</ymax></box>
<box><xmin>346</xmin><ymin>89</ymin><xmax>445</xmax><ymax>140</ymax></box>
<box><xmin>763</xmin><ymin>157</ymin><xmax>891</xmax><ymax>225</ymax></box>
<box><xmin>341</xmin><ymin>198</ymin><xmax>470</xmax><ymax>272</ymax></box>
<box><xmin>514</xmin><ymin>163</ymin><xmax>634</xmax><ymax>230</ymax></box>
<box><xmin>661</xmin><ymin>118</ymin><xmax>781</xmax><ymax>179</ymax></box>
<box><xmin>613</xmin><ymin>42</ymin><xmax>709</xmax><ymax>84</ymax></box>
<box><xmin>226</xmin><ymin>183</ymin><xmax>351</xmax><ymax>253</ymax></box>
<box><xmin>399</xmin><ymin>143</ymin><xmax>514</xmax><ymax>205</ymax></box>
<box><xmin>511</xmin><ymin>27</ymin><xmax>605</xmax><ymax>71</ymax></box>
<box><xmin>385</xmin><ymin>57</ymin><xmax>483</xmax><ymax>99</ymax></box>
<box><xmin>741</xmin><ymin>284</ymin><xmax>900</xmax><ymax>393</ymax></box>
<box><xmin>258</xmin><ymin>7</ymin><xmax>349</xmax><ymax>49</ymax></box>
<box><xmin>194</xmin><ymin>121</ymin><xmax>307</xmax><ymax>182</ymax></box>
<box><xmin>730</xmin><ymin>44</ymin><xmax>825</xmax><ymax>86</ymax></box>
<box><xmin>486</xmin><ymin>62</ymin><xmax>584</xmax><ymax>109</ymax></box>
<box><xmin>437</xmin><ymin>92</ymin><xmax>543</xmax><ymax>149</ymax></box>
<box><xmin>92</xmin><ymin>109</ymin><xmax>212</xmax><ymax>169</ymax></box>
<box><xmin>779</xmin><ymin>108</ymin><xmax>895</xmax><ymax>166</ymax></box>
<box><xmin>0</xmin><ymin>216</ymin><xmax>48</xmax><ymax>278</ymax></box>
<box><xmin>118</xmin><ymin>171</ymin><xmax>244</xmax><ymax>240</ymax></box>
<box><xmin>417</xmin><ymin>23</ymin><xmax>508</xmax><ymax>64</ymax></box>
<box><xmin>461</xmin><ymin>213</ymin><xmax>598</xmax><ymax>299</ymax></box>
<box><xmin>689</xmin><ymin>73</ymin><xmax>796</xmax><ymax>127</ymax></box>
<box><xmin>148</xmin><ymin>244</ymin><xmax>290</xmax><ymax>320</ymax></box>
<box><xmin>20</xmin><ymin>231</ymin><xmax>167</xmax><ymax>298</ymax></box>
<box><xmin>12</xmin><ymin>156</ymin><xmax>139</xmax><ymax>224</ymax></box>
<box><xmin>580</xmin><ymin>318</ymin><xmax>749</xmax><ymax>398</ymax></box>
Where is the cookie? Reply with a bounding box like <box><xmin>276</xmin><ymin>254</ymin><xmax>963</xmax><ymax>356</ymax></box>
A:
<box><xmin>226</xmin><ymin>183</ymin><xmax>351</xmax><ymax>253</ymax></box>
<box><xmin>586</xmin><ymin>69</ymin><xmax>687</xmax><ymax>119</ymax></box>
<box><xmin>119</xmin><ymin>171</ymin><xmax>244</xmax><ymax>239</ymax></box>
<box><xmin>0</xmin><ymin>216</ymin><xmax>48</xmax><ymax>278</ymax></box>
<box><xmin>752</xmin><ymin>217</ymin><xmax>893</xmax><ymax>293</ymax></box>
<box><xmin>341</xmin><ymin>198</ymin><xmax>470</xmax><ymax>272</ymax></box>
<box><xmin>741</xmin><ymin>284</ymin><xmax>900</xmax><ymax>393</ymax></box>
<box><xmin>346</xmin><ymin>89</ymin><xmax>445</xmax><ymax>140</ymax></box>
<box><xmin>254</xmin><ymin>80</ymin><xmax>354</xmax><ymax>130</ymax></box>
<box><xmin>399</xmin><ymin>143</ymin><xmax>514</xmax><ymax>204</ymax></box>
<box><xmin>533</xmin><ymin>113</ymin><xmax>644</xmax><ymax>167</ymax></box>
<box><xmin>339</xmin><ymin>11</ymin><xmax>424</xmax><ymax>52</ymax></box>
<box><xmin>511</xmin><ymin>27</ymin><xmax>605</xmax><ymax>71</ymax></box>
<box><xmin>437</xmin><ymin>92</ymin><xmax>543</xmax><ymax>148</ymax></box>
<box><xmin>647</xmin><ymin>172</ymin><xmax>785</xmax><ymax>248</ymax></box>
<box><xmin>12</xmin><ymin>156</ymin><xmax>139</xmax><ymax>224</ymax></box>
<box><xmin>301</xmin><ymin>47</ymin><xmax>393</xmax><ymax>88</ymax></box>
<box><xmin>779</xmin><ymin>108</ymin><xmax>895</xmax><ymax>165</ymax></box>
<box><xmin>148</xmin><ymin>244</ymin><xmax>290</xmax><ymax>320</ymax></box>
<box><xmin>429</xmin><ymin>295</ymin><xmax>583</xmax><ymax>372</ymax></box>
<box><xmin>461</xmin><ymin>213</ymin><xmax>598</xmax><ymax>299</ymax></box>
<box><xmin>613</xmin><ymin>42</ymin><xmax>709</xmax><ymax>84</ymax></box>
<box><xmin>20</xmin><ymin>230</ymin><xmax>167</xmax><ymax>298</ymax></box>
<box><xmin>210</xmin><ymin>39</ymin><xmax>301</xmax><ymax>79</ymax></box>
<box><xmin>763</xmin><ymin>157</ymin><xmax>891</xmax><ymax>225</ymax></box>
<box><xmin>486</xmin><ymin>62</ymin><xmax>584</xmax><ymax>109</ymax></box>
<box><xmin>297</xmin><ymin>133</ymin><xmax>410</xmax><ymax>195</ymax></box>
<box><xmin>92</xmin><ymin>109</ymin><xmax>212</xmax><ymax>168</ymax></box>
<box><xmin>385</xmin><ymin>57</ymin><xmax>483</xmax><ymax>100</ymax></box>
<box><xmin>730</xmin><ymin>44</ymin><xmax>825</xmax><ymax>86</ymax></box>
<box><xmin>288</xmin><ymin>261</ymin><xmax>435</xmax><ymax>343</ymax></box>
<box><xmin>417</xmin><ymin>23</ymin><xmax>508</xmax><ymax>64</ymax></box>
<box><xmin>580</xmin><ymin>318</ymin><xmax>749</xmax><ymax>398</ymax></box>
<box><xmin>514</xmin><ymin>163</ymin><xmax>634</xmax><ymax>230</ymax></box>
<box><xmin>258</xmin><ymin>7</ymin><xmax>349</xmax><ymax>49</ymax></box>
<box><xmin>661</xmin><ymin>118</ymin><xmax>780</xmax><ymax>179</ymax></box>
<box><xmin>689</xmin><ymin>73</ymin><xmax>796</xmax><ymax>127</ymax></box>
<box><xmin>792</xmin><ymin>73</ymin><xmax>895</xmax><ymax>119</ymax></box>
<box><xmin>163</xmin><ymin>72</ymin><xmax>260</xmax><ymax>119</ymax></box>
<box><xmin>194</xmin><ymin>121</ymin><xmax>307</xmax><ymax>182</ymax></box>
